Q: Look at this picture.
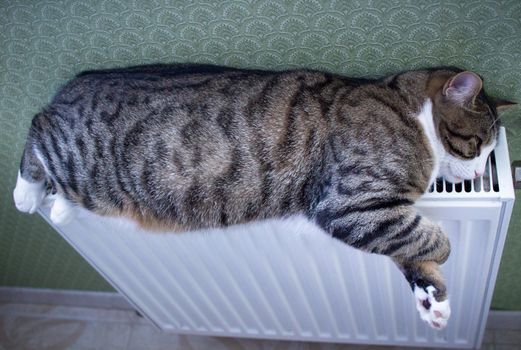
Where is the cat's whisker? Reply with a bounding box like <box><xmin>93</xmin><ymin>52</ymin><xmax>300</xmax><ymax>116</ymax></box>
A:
<box><xmin>488</xmin><ymin>115</ymin><xmax>501</xmax><ymax>131</ymax></box>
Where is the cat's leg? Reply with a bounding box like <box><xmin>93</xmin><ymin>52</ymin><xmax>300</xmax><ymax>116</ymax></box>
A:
<box><xmin>394</xmin><ymin>260</ymin><xmax>451</xmax><ymax>329</ymax></box>
<box><xmin>384</xmin><ymin>216</ymin><xmax>451</xmax><ymax>329</ymax></box>
<box><xmin>13</xmin><ymin>142</ymin><xmax>47</xmax><ymax>214</ymax></box>
<box><xmin>49</xmin><ymin>194</ymin><xmax>76</xmax><ymax>225</ymax></box>
<box><xmin>315</xmin><ymin>200</ymin><xmax>451</xmax><ymax>329</ymax></box>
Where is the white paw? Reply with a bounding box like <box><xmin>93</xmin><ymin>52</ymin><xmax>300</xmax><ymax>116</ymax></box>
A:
<box><xmin>50</xmin><ymin>195</ymin><xmax>76</xmax><ymax>225</ymax></box>
<box><xmin>13</xmin><ymin>171</ymin><xmax>46</xmax><ymax>214</ymax></box>
<box><xmin>414</xmin><ymin>284</ymin><xmax>451</xmax><ymax>329</ymax></box>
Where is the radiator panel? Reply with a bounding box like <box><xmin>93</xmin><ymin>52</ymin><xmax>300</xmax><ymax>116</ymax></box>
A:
<box><xmin>40</xmin><ymin>203</ymin><xmax>501</xmax><ymax>348</ymax></box>
<box><xmin>38</xmin><ymin>128</ymin><xmax>514</xmax><ymax>348</ymax></box>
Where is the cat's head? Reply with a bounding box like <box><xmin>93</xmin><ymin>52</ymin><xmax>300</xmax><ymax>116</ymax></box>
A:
<box><xmin>431</xmin><ymin>71</ymin><xmax>516</xmax><ymax>183</ymax></box>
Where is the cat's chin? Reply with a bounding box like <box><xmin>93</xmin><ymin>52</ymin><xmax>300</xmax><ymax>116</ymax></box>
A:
<box><xmin>439</xmin><ymin>171</ymin><xmax>477</xmax><ymax>185</ymax></box>
<box><xmin>444</xmin><ymin>176</ymin><xmax>464</xmax><ymax>184</ymax></box>
<box><xmin>446</xmin><ymin>174</ymin><xmax>482</xmax><ymax>185</ymax></box>
<box><xmin>436</xmin><ymin>172</ymin><xmax>462</xmax><ymax>184</ymax></box>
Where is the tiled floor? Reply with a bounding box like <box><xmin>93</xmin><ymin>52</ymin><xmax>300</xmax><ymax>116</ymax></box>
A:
<box><xmin>0</xmin><ymin>302</ymin><xmax>519</xmax><ymax>350</ymax></box>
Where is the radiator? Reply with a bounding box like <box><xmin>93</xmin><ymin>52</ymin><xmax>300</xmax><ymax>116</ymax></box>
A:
<box><xmin>39</xmin><ymin>127</ymin><xmax>515</xmax><ymax>348</ymax></box>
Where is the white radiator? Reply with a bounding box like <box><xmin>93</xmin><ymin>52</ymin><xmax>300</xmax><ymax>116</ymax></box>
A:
<box><xmin>39</xmin><ymin>127</ymin><xmax>515</xmax><ymax>348</ymax></box>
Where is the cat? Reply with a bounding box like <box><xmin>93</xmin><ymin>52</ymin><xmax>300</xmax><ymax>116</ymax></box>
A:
<box><xmin>13</xmin><ymin>63</ymin><xmax>515</xmax><ymax>329</ymax></box>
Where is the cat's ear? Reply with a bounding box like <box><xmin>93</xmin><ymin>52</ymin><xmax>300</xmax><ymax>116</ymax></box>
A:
<box><xmin>491</xmin><ymin>97</ymin><xmax>517</xmax><ymax>112</ymax></box>
<box><xmin>443</xmin><ymin>71</ymin><xmax>482</xmax><ymax>105</ymax></box>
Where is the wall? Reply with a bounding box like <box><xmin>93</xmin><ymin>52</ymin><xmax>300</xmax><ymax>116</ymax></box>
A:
<box><xmin>1</xmin><ymin>0</ymin><xmax>520</xmax><ymax>309</ymax></box>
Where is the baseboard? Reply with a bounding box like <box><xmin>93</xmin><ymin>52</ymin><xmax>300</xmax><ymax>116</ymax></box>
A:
<box><xmin>0</xmin><ymin>286</ymin><xmax>132</xmax><ymax>310</ymax></box>
<box><xmin>1</xmin><ymin>287</ymin><xmax>520</xmax><ymax>331</ymax></box>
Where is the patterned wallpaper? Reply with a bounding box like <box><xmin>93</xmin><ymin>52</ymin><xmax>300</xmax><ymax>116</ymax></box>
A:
<box><xmin>1</xmin><ymin>0</ymin><xmax>520</xmax><ymax>308</ymax></box>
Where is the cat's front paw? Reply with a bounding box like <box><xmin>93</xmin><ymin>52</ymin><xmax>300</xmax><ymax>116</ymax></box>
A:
<box><xmin>13</xmin><ymin>172</ymin><xmax>46</xmax><ymax>214</ymax></box>
<box><xmin>413</xmin><ymin>284</ymin><xmax>451</xmax><ymax>329</ymax></box>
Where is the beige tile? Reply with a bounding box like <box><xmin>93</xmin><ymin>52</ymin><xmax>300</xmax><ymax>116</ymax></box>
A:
<box><xmin>261</xmin><ymin>339</ymin><xmax>306</xmax><ymax>350</ymax></box>
<box><xmin>304</xmin><ymin>341</ymin><xmax>368</xmax><ymax>350</ymax></box>
<box><xmin>495</xmin><ymin>330</ymin><xmax>521</xmax><ymax>345</ymax></box>
<box><xmin>482</xmin><ymin>329</ymin><xmax>494</xmax><ymax>344</ymax></box>
<box><xmin>4</xmin><ymin>301</ymin><xmax>520</xmax><ymax>350</ymax></box>
<box><xmin>494</xmin><ymin>345</ymin><xmax>521</xmax><ymax>350</ymax></box>
<box><xmin>131</xmin><ymin>332</ymin><xmax>313</xmax><ymax>350</ymax></box>
<box><xmin>477</xmin><ymin>344</ymin><xmax>494</xmax><ymax>350</ymax></box>
<box><xmin>235</xmin><ymin>336</ymin><xmax>306</xmax><ymax>350</ymax></box>
<box><xmin>238</xmin><ymin>339</ymin><xmax>318</xmax><ymax>350</ymax></box>
<box><xmin>67</xmin><ymin>321</ymin><xmax>131</xmax><ymax>350</ymax></box>
<box><xmin>0</xmin><ymin>315</ymin><xmax>87</xmax><ymax>350</ymax></box>
<box><xmin>177</xmin><ymin>334</ymin><xmax>247</xmax><ymax>350</ymax></box>
<box><xmin>0</xmin><ymin>308</ymin><xmax>132</xmax><ymax>350</ymax></box>
<box><xmin>302</xmin><ymin>341</ymin><xmax>337</xmax><ymax>350</ymax></box>
<box><xmin>127</xmin><ymin>324</ymin><xmax>180</xmax><ymax>350</ymax></box>
<box><xmin>287</xmin><ymin>340</ymin><xmax>402</xmax><ymax>350</ymax></box>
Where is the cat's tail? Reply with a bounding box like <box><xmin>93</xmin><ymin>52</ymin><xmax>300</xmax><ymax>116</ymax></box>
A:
<box><xmin>13</xmin><ymin>122</ymin><xmax>48</xmax><ymax>214</ymax></box>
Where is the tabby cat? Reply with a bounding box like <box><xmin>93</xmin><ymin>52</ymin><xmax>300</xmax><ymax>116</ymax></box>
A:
<box><xmin>13</xmin><ymin>64</ymin><xmax>515</xmax><ymax>329</ymax></box>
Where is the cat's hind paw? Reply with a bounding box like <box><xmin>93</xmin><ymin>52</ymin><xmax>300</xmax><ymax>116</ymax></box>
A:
<box><xmin>414</xmin><ymin>284</ymin><xmax>451</xmax><ymax>329</ymax></box>
<box><xmin>50</xmin><ymin>195</ymin><xmax>76</xmax><ymax>226</ymax></box>
<box><xmin>13</xmin><ymin>171</ymin><xmax>46</xmax><ymax>214</ymax></box>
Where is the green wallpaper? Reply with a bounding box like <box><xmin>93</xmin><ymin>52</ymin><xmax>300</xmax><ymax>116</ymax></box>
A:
<box><xmin>1</xmin><ymin>0</ymin><xmax>520</xmax><ymax>307</ymax></box>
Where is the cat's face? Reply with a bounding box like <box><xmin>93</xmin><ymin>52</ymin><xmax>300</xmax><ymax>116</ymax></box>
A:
<box><xmin>432</xmin><ymin>71</ymin><xmax>515</xmax><ymax>183</ymax></box>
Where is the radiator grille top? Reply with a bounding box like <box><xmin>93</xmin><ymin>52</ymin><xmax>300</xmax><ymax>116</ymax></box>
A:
<box><xmin>427</xmin><ymin>151</ymin><xmax>500</xmax><ymax>195</ymax></box>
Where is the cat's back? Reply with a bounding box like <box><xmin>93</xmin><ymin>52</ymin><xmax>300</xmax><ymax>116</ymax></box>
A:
<box><xmin>51</xmin><ymin>64</ymin><xmax>272</xmax><ymax>114</ymax></box>
<box><xmin>39</xmin><ymin>64</ymin><xmax>348</xmax><ymax>230</ymax></box>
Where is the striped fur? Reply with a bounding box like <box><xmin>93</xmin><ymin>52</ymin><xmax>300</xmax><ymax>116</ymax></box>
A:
<box><xmin>15</xmin><ymin>64</ymin><xmax>513</xmax><ymax>326</ymax></box>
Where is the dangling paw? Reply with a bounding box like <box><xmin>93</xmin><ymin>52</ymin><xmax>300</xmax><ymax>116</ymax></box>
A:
<box><xmin>50</xmin><ymin>195</ymin><xmax>76</xmax><ymax>225</ymax></box>
<box><xmin>13</xmin><ymin>171</ymin><xmax>46</xmax><ymax>214</ymax></box>
<box><xmin>413</xmin><ymin>284</ymin><xmax>451</xmax><ymax>329</ymax></box>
